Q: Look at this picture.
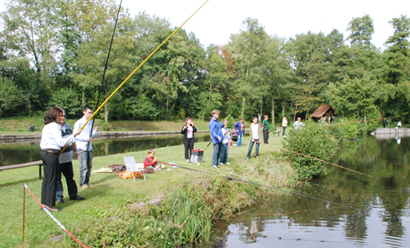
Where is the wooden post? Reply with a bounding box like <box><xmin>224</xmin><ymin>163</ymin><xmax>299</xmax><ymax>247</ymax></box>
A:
<box><xmin>22</xmin><ymin>184</ymin><xmax>25</xmax><ymax>243</ymax></box>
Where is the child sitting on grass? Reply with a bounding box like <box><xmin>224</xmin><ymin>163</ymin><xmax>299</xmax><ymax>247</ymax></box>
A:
<box><xmin>144</xmin><ymin>149</ymin><xmax>161</xmax><ymax>172</ymax></box>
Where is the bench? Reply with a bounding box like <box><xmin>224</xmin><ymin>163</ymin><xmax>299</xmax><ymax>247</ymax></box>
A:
<box><xmin>0</xmin><ymin>160</ymin><xmax>43</xmax><ymax>179</ymax></box>
<box><xmin>272</xmin><ymin>130</ymin><xmax>281</xmax><ymax>136</ymax></box>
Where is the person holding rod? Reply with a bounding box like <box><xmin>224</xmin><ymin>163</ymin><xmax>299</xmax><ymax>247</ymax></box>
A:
<box><xmin>40</xmin><ymin>107</ymin><xmax>81</xmax><ymax>212</ymax></box>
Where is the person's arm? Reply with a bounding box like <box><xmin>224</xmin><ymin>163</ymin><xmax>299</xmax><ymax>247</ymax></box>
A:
<box><xmin>144</xmin><ymin>157</ymin><xmax>157</xmax><ymax>167</ymax></box>
<box><xmin>72</xmin><ymin>142</ymin><xmax>78</xmax><ymax>158</ymax></box>
<box><xmin>51</xmin><ymin>124</ymin><xmax>75</xmax><ymax>147</ymax></box>
<box><xmin>181</xmin><ymin>125</ymin><xmax>187</xmax><ymax>134</ymax></box>
<box><xmin>74</xmin><ymin>120</ymin><xmax>89</xmax><ymax>142</ymax></box>
<box><xmin>192</xmin><ymin>125</ymin><xmax>197</xmax><ymax>132</ymax></box>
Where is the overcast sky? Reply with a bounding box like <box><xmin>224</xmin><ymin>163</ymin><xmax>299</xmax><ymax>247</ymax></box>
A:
<box><xmin>1</xmin><ymin>0</ymin><xmax>410</xmax><ymax>50</ymax></box>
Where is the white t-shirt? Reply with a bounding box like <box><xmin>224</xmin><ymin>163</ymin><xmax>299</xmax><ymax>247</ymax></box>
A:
<box><xmin>187</xmin><ymin>126</ymin><xmax>193</xmax><ymax>138</ymax></box>
<box><xmin>251</xmin><ymin>123</ymin><xmax>259</xmax><ymax>139</ymax></box>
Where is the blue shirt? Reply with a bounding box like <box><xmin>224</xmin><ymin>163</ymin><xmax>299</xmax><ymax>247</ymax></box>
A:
<box><xmin>209</xmin><ymin>118</ymin><xmax>224</xmax><ymax>144</ymax></box>
<box><xmin>233</xmin><ymin>121</ymin><xmax>244</xmax><ymax>136</ymax></box>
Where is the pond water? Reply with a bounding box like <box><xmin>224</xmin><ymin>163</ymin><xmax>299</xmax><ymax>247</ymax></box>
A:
<box><xmin>0</xmin><ymin>133</ymin><xmax>211</xmax><ymax>166</ymax></box>
<box><xmin>211</xmin><ymin>136</ymin><xmax>410</xmax><ymax>247</ymax></box>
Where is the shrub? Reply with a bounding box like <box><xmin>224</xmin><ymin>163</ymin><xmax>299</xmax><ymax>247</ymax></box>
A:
<box><xmin>282</xmin><ymin>120</ymin><xmax>338</xmax><ymax>181</ymax></box>
<box><xmin>329</xmin><ymin>117</ymin><xmax>360</xmax><ymax>142</ymax></box>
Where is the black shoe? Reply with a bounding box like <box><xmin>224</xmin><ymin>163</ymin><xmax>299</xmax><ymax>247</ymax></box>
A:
<box><xmin>70</xmin><ymin>195</ymin><xmax>85</xmax><ymax>200</ymax></box>
<box><xmin>56</xmin><ymin>198</ymin><xmax>65</xmax><ymax>204</ymax></box>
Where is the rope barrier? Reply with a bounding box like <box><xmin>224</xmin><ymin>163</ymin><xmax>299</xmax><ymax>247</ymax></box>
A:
<box><xmin>158</xmin><ymin>159</ymin><xmax>359</xmax><ymax>210</ymax></box>
<box><xmin>23</xmin><ymin>183</ymin><xmax>88</xmax><ymax>248</ymax></box>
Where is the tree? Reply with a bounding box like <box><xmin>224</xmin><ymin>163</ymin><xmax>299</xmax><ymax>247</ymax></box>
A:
<box><xmin>347</xmin><ymin>14</ymin><xmax>375</xmax><ymax>48</ymax></box>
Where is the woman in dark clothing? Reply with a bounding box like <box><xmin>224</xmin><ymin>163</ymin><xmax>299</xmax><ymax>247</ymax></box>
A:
<box><xmin>40</xmin><ymin>107</ymin><xmax>81</xmax><ymax>212</ymax></box>
<box><xmin>181</xmin><ymin>117</ymin><xmax>197</xmax><ymax>162</ymax></box>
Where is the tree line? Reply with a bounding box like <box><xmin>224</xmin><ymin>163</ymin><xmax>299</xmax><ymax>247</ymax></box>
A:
<box><xmin>0</xmin><ymin>0</ymin><xmax>409</xmax><ymax>125</ymax></box>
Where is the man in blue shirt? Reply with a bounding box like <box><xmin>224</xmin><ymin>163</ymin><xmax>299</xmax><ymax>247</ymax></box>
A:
<box><xmin>209</xmin><ymin>109</ymin><xmax>224</xmax><ymax>168</ymax></box>
<box><xmin>233</xmin><ymin>117</ymin><xmax>245</xmax><ymax>146</ymax></box>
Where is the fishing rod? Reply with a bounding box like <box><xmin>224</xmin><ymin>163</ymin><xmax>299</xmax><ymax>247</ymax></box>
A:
<box><xmin>159</xmin><ymin>159</ymin><xmax>359</xmax><ymax>210</ymax></box>
<box><xmin>261</xmin><ymin>143</ymin><xmax>374</xmax><ymax>178</ymax></box>
<box><xmin>85</xmin><ymin>0</ymin><xmax>123</xmax><ymax>165</ymax></box>
<box><xmin>205</xmin><ymin>48</ymin><xmax>284</xmax><ymax>150</ymax></box>
<box><xmin>75</xmin><ymin>0</ymin><xmax>209</xmax><ymax>132</ymax></box>
<box><xmin>59</xmin><ymin>0</ymin><xmax>209</xmax><ymax>156</ymax></box>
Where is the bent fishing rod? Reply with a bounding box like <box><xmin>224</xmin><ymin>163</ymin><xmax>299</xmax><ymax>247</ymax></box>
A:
<box><xmin>85</xmin><ymin>0</ymin><xmax>123</xmax><ymax>162</ymax></box>
<box><xmin>60</xmin><ymin>0</ymin><xmax>209</xmax><ymax>155</ymax></box>
<box><xmin>205</xmin><ymin>49</ymin><xmax>283</xmax><ymax>150</ymax></box>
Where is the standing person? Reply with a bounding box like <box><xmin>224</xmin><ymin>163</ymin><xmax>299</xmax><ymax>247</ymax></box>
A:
<box><xmin>219</xmin><ymin>121</ymin><xmax>230</xmax><ymax>165</ymax></box>
<box><xmin>383</xmin><ymin>118</ymin><xmax>388</xmax><ymax>128</ymax></box>
<box><xmin>209</xmin><ymin>109</ymin><xmax>224</xmax><ymax>168</ymax></box>
<box><xmin>397</xmin><ymin>121</ymin><xmax>402</xmax><ymax>128</ymax></box>
<box><xmin>56</xmin><ymin>109</ymin><xmax>85</xmax><ymax>204</ymax></box>
<box><xmin>40</xmin><ymin>107</ymin><xmax>81</xmax><ymax>211</ymax></box>
<box><xmin>246</xmin><ymin>116</ymin><xmax>262</xmax><ymax>159</ymax></box>
<box><xmin>282</xmin><ymin>117</ymin><xmax>288</xmax><ymax>137</ymax></box>
<box><xmin>234</xmin><ymin>118</ymin><xmax>245</xmax><ymax>146</ymax></box>
<box><xmin>293</xmin><ymin>117</ymin><xmax>303</xmax><ymax>130</ymax></box>
<box><xmin>262</xmin><ymin>115</ymin><xmax>270</xmax><ymax>144</ymax></box>
<box><xmin>74</xmin><ymin>105</ymin><xmax>98</xmax><ymax>189</ymax></box>
<box><xmin>181</xmin><ymin>117</ymin><xmax>197</xmax><ymax>162</ymax></box>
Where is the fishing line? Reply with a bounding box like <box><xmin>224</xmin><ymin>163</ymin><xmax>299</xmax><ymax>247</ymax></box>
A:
<box><xmin>158</xmin><ymin>159</ymin><xmax>359</xmax><ymax>210</ymax></box>
<box><xmin>262</xmin><ymin>143</ymin><xmax>375</xmax><ymax>178</ymax></box>
<box><xmin>328</xmin><ymin>116</ymin><xmax>399</xmax><ymax>127</ymax></box>
<box><xmin>205</xmin><ymin>48</ymin><xmax>284</xmax><ymax>150</ymax></box>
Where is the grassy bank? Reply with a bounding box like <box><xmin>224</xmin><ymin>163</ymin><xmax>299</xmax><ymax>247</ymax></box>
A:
<box><xmin>0</xmin><ymin>116</ymin><xmax>251</xmax><ymax>135</ymax></box>
<box><xmin>1</xmin><ymin>136</ymin><xmax>297</xmax><ymax>247</ymax></box>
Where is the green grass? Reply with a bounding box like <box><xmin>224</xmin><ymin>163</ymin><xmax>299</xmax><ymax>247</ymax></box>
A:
<box><xmin>1</xmin><ymin>136</ymin><xmax>297</xmax><ymax>247</ymax></box>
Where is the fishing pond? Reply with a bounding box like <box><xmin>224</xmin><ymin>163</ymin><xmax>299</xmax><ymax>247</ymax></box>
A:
<box><xmin>210</xmin><ymin>136</ymin><xmax>410</xmax><ymax>247</ymax></box>
<box><xmin>0</xmin><ymin>133</ymin><xmax>212</xmax><ymax>167</ymax></box>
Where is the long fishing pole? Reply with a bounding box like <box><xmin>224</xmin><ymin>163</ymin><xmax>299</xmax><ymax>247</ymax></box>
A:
<box><xmin>85</xmin><ymin>0</ymin><xmax>123</xmax><ymax>166</ymax></box>
<box><xmin>159</xmin><ymin>160</ymin><xmax>359</xmax><ymax>209</ymax></box>
<box><xmin>60</xmin><ymin>0</ymin><xmax>209</xmax><ymax>156</ymax></box>
<box><xmin>76</xmin><ymin>0</ymin><xmax>209</xmax><ymax>132</ymax></box>
<box><xmin>205</xmin><ymin>49</ymin><xmax>283</xmax><ymax>150</ymax></box>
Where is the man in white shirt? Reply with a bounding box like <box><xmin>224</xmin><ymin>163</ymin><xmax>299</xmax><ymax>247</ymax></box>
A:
<box><xmin>293</xmin><ymin>117</ymin><xmax>304</xmax><ymax>130</ymax></box>
<box><xmin>74</xmin><ymin>105</ymin><xmax>98</xmax><ymax>189</ymax></box>
<box><xmin>246</xmin><ymin>117</ymin><xmax>262</xmax><ymax>159</ymax></box>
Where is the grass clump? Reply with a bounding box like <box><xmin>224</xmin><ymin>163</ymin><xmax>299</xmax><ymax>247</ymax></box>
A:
<box><xmin>64</xmin><ymin>176</ymin><xmax>269</xmax><ymax>248</ymax></box>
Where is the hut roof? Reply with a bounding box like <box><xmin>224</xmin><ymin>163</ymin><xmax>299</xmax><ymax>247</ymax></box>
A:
<box><xmin>311</xmin><ymin>104</ymin><xmax>332</xmax><ymax>118</ymax></box>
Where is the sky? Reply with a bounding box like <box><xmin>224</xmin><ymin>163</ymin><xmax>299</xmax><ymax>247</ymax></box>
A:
<box><xmin>0</xmin><ymin>0</ymin><xmax>410</xmax><ymax>50</ymax></box>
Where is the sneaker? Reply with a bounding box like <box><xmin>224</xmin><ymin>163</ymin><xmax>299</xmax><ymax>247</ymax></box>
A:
<box><xmin>56</xmin><ymin>199</ymin><xmax>65</xmax><ymax>204</ymax></box>
<box><xmin>87</xmin><ymin>183</ymin><xmax>94</xmax><ymax>186</ymax></box>
<box><xmin>245</xmin><ymin>157</ymin><xmax>250</xmax><ymax>160</ymax></box>
<box><xmin>225</xmin><ymin>162</ymin><xmax>231</xmax><ymax>165</ymax></box>
<box><xmin>81</xmin><ymin>184</ymin><xmax>89</xmax><ymax>189</ymax></box>
<box><xmin>212</xmin><ymin>164</ymin><xmax>219</xmax><ymax>169</ymax></box>
<box><xmin>186</xmin><ymin>159</ymin><xmax>190</xmax><ymax>163</ymax></box>
<box><xmin>43</xmin><ymin>205</ymin><xmax>61</xmax><ymax>212</ymax></box>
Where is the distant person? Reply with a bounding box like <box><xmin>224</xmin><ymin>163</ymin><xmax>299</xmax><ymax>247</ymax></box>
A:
<box><xmin>144</xmin><ymin>149</ymin><xmax>161</xmax><ymax>171</ymax></box>
<box><xmin>383</xmin><ymin>118</ymin><xmax>388</xmax><ymax>128</ymax></box>
<box><xmin>56</xmin><ymin>109</ymin><xmax>85</xmax><ymax>204</ymax></box>
<box><xmin>234</xmin><ymin>118</ymin><xmax>245</xmax><ymax>146</ymax></box>
<box><xmin>397</xmin><ymin>121</ymin><xmax>402</xmax><ymax>129</ymax></box>
<box><xmin>181</xmin><ymin>117</ymin><xmax>197</xmax><ymax>162</ymax></box>
<box><xmin>246</xmin><ymin>116</ymin><xmax>262</xmax><ymax>159</ymax></box>
<box><xmin>219</xmin><ymin>121</ymin><xmax>230</xmax><ymax>165</ymax></box>
<box><xmin>282</xmin><ymin>117</ymin><xmax>288</xmax><ymax>137</ymax></box>
<box><xmin>40</xmin><ymin>107</ymin><xmax>81</xmax><ymax>212</ymax></box>
<box><xmin>262</xmin><ymin>115</ymin><xmax>270</xmax><ymax>144</ymax></box>
<box><xmin>74</xmin><ymin>105</ymin><xmax>98</xmax><ymax>189</ymax></box>
<box><xmin>293</xmin><ymin>117</ymin><xmax>304</xmax><ymax>130</ymax></box>
<box><xmin>209</xmin><ymin>109</ymin><xmax>224</xmax><ymax>168</ymax></box>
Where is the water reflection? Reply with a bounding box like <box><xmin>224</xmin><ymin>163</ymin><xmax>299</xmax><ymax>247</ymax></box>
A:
<box><xmin>211</xmin><ymin>136</ymin><xmax>410</xmax><ymax>247</ymax></box>
<box><xmin>0</xmin><ymin>134</ymin><xmax>211</xmax><ymax>166</ymax></box>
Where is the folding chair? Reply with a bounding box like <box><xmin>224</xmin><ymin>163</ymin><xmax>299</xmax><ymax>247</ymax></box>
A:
<box><xmin>124</xmin><ymin>156</ymin><xmax>146</xmax><ymax>182</ymax></box>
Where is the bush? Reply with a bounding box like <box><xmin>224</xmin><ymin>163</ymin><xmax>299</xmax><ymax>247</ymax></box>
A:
<box><xmin>282</xmin><ymin>120</ymin><xmax>338</xmax><ymax>181</ymax></box>
<box><xmin>329</xmin><ymin>117</ymin><xmax>360</xmax><ymax>142</ymax></box>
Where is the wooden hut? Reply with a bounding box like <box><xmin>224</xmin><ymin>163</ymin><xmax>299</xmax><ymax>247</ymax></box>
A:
<box><xmin>311</xmin><ymin>104</ymin><xmax>334</xmax><ymax>122</ymax></box>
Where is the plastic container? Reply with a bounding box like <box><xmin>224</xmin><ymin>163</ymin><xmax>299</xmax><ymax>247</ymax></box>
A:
<box><xmin>190</xmin><ymin>149</ymin><xmax>204</xmax><ymax>164</ymax></box>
